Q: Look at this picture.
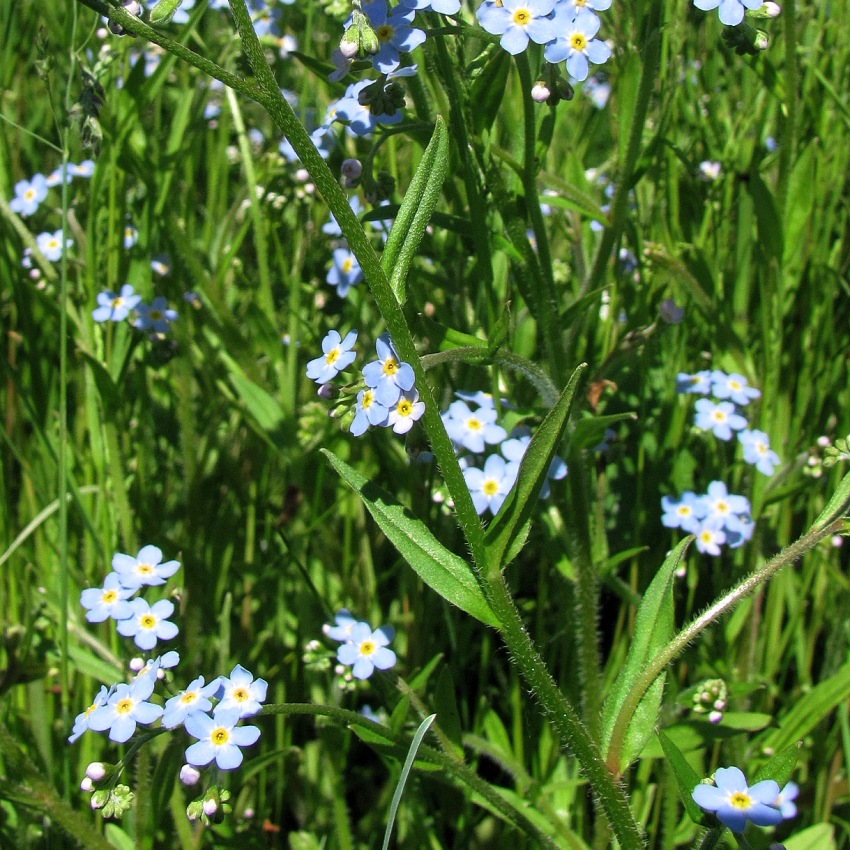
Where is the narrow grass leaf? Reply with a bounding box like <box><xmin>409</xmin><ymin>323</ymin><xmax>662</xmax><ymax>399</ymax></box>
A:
<box><xmin>657</xmin><ymin>729</ymin><xmax>705</xmax><ymax>825</ymax></box>
<box><xmin>382</xmin><ymin>714</ymin><xmax>436</xmax><ymax>850</ymax></box>
<box><xmin>322</xmin><ymin>450</ymin><xmax>499</xmax><ymax>627</ymax></box>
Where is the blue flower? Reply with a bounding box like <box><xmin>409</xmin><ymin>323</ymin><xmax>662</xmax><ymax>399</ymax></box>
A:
<box><xmin>87</xmin><ymin>676</ymin><xmax>164</xmax><ymax>743</ymax></box>
<box><xmin>361</xmin><ymin>334</ymin><xmax>416</xmax><ymax>407</ymax></box>
<box><xmin>694</xmin><ymin>398</ymin><xmax>747</xmax><ymax>441</ymax></box>
<box><xmin>501</xmin><ymin>431</ymin><xmax>567</xmax><ymax>498</ymax></box>
<box><xmin>543</xmin><ymin>7</ymin><xmax>612</xmax><ymax>81</ymax></box>
<box><xmin>327</xmin><ymin>248</ymin><xmax>363</xmax><ymax>297</ymax></box>
<box><xmin>80</xmin><ymin>573</ymin><xmax>135</xmax><ymax>623</ymax></box>
<box><xmin>322</xmin><ymin>195</ymin><xmax>364</xmax><ymax>236</ymax></box>
<box><xmin>324</xmin><ymin>609</ymin><xmax>358</xmax><ymax>642</ymax></box>
<box><xmin>123</xmin><ymin>224</ymin><xmax>139</xmax><ymax>250</ymax></box>
<box><xmin>331</xmin><ymin>80</ymin><xmax>404</xmax><ymax>137</ymax></box>
<box><xmin>92</xmin><ymin>284</ymin><xmax>142</xmax><ymax>323</ymax></box>
<box><xmin>9</xmin><ymin>175</ymin><xmax>48</xmax><ymax>216</ymax></box>
<box><xmin>738</xmin><ymin>428</ymin><xmax>780</xmax><ymax>475</ymax></box>
<box><xmin>477</xmin><ymin>0</ymin><xmax>558</xmax><ymax>56</ymax></box>
<box><xmin>442</xmin><ymin>400</ymin><xmax>507</xmax><ymax>454</ymax></box>
<box><xmin>387</xmin><ymin>389</ymin><xmax>425</xmax><ymax>434</ymax></box>
<box><xmin>133</xmin><ymin>296</ymin><xmax>178</xmax><ymax>334</ymax></box>
<box><xmin>46</xmin><ymin>164</ymin><xmax>74</xmax><ymax>188</ymax></box>
<box><xmin>661</xmin><ymin>491</ymin><xmax>706</xmax><ymax>533</ymax></box>
<box><xmin>399</xmin><ymin>0</ymin><xmax>460</xmax><ymax>13</ymax></box>
<box><xmin>70</xmin><ymin>160</ymin><xmax>96</xmax><ymax>178</ymax></box>
<box><xmin>350</xmin><ymin>388</ymin><xmax>390</xmax><ymax>436</ymax></box>
<box><xmin>163</xmin><ymin>676</ymin><xmax>221</xmax><ymax>729</ymax></box>
<box><xmin>36</xmin><ymin>230</ymin><xmax>72</xmax><ymax>262</ymax></box>
<box><xmin>306</xmin><ymin>329</ymin><xmax>358</xmax><ymax>384</ymax></box>
<box><xmin>214</xmin><ymin>664</ymin><xmax>268</xmax><ymax>718</ymax></box>
<box><xmin>463</xmin><ymin>454</ymin><xmax>518</xmax><ymax>515</ymax></box>
<box><xmin>676</xmin><ymin>370</ymin><xmax>712</xmax><ymax>394</ymax></box>
<box><xmin>700</xmin><ymin>480</ymin><xmax>751</xmax><ymax>526</ymax></box>
<box><xmin>116</xmin><ymin>598</ymin><xmax>180</xmax><ymax>650</ymax></box>
<box><xmin>693</xmin><ymin>518</ymin><xmax>726</xmax><ymax>556</ymax></box>
<box><xmin>112</xmin><ymin>545</ymin><xmax>180</xmax><ymax>589</ymax></box>
<box><xmin>692</xmin><ymin>766</ymin><xmax>783</xmax><ymax>832</ymax></box>
<box><xmin>692</xmin><ymin>0</ymin><xmax>761</xmax><ymax>27</ymax></box>
<box><xmin>184</xmin><ymin>708</ymin><xmax>261</xmax><ymax>770</ymax></box>
<box><xmin>360</xmin><ymin>0</ymin><xmax>426</xmax><ymax>73</ymax></box>
<box><xmin>710</xmin><ymin>371</ymin><xmax>761</xmax><ymax>406</ymax></box>
<box><xmin>68</xmin><ymin>685</ymin><xmax>113</xmax><ymax>743</ymax></box>
<box><xmin>773</xmin><ymin>782</ymin><xmax>798</xmax><ymax>819</ymax></box>
<box><xmin>337</xmin><ymin>621</ymin><xmax>397</xmax><ymax>679</ymax></box>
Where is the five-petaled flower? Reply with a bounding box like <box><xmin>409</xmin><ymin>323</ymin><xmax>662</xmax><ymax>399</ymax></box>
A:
<box><xmin>87</xmin><ymin>677</ymin><xmax>164</xmax><ymax>743</ymax></box>
<box><xmin>116</xmin><ymin>598</ymin><xmax>180</xmax><ymax>650</ymax></box>
<box><xmin>80</xmin><ymin>572</ymin><xmax>135</xmax><ymax>623</ymax></box>
<box><xmin>184</xmin><ymin>708</ymin><xmax>261</xmax><ymax>770</ymax></box>
<box><xmin>112</xmin><ymin>545</ymin><xmax>180</xmax><ymax>589</ymax></box>
<box><xmin>692</xmin><ymin>766</ymin><xmax>783</xmax><ymax>833</ymax></box>
<box><xmin>337</xmin><ymin>622</ymin><xmax>397</xmax><ymax>679</ymax></box>
<box><xmin>92</xmin><ymin>284</ymin><xmax>142</xmax><ymax>323</ymax></box>
<box><xmin>362</xmin><ymin>334</ymin><xmax>415</xmax><ymax>407</ymax></box>
<box><xmin>307</xmin><ymin>330</ymin><xmax>358</xmax><ymax>384</ymax></box>
<box><xmin>214</xmin><ymin>664</ymin><xmax>268</xmax><ymax>718</ymax></box>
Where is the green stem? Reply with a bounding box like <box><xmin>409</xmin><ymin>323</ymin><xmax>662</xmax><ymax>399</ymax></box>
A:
<box><xmin>606</xmin><ymin>518</ymin><xmax>844</xmax><ymax>771</ymax></box>
<box><xmin>776</xmin><ymin>0</ymin><xmax>798</xmax><ymax>213</ymax></box>
<box><xmin>103</xmin><ymin>419</ymin><xmax>137</xmax><ymax>551</ymax></box>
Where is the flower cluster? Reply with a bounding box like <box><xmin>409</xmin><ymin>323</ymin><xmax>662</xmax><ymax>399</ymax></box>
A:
<box><xmin>80</xmin><ymin>545</ymin><xmax>181</xmax><ymax>650</ymax></box>
<box><xmin>661</xmin><ymin>481</ymin><xmax>753</xmax><ymax>556</ymax></box>
<box><xmin>91</xmin><ymin>284</ymin><xmax>179</xmax><ymax>337</ymax></box>
<box><xmin>692</xmin><ymin>766</ymin><xmax>797</xmax><ymax>833</ymax></box>
<box><xmin>7</xmin><ymin>161</ymin><xmax>94</xmax><ymax>217</ymax></box>
<box><xmin>440</xmin><ymin>392</ymin><xmax>567</xmax><ymax>516</ymax></box>
<box><xmin>677</xmin><ymin>368</ymin><xmax>779</xmax><ymax>476</ymax></box>
<box><xmin>306</xmin><ymin>331</ymin><xmax>425</xmax><ymax>436</ymax></box>
<box><xmin>476</xmin><ymin>0</ymin><xmax>612</xmax><ymax>82</ymax></box>
<box><xmin>324</xmin><ymin>609</ymin><xmax>397</xmax><ymax>680</ymax></box>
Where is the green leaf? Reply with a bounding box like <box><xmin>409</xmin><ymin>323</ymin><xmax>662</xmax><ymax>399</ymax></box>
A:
<box><xmin>228</xmin><ymin>370</ymin><xmax>285</xmax><ymax>433</ymax></box>
<box><xmin>433</xmin><ymin>666</ymin><xmax>463</xmax><ymax>757</ymax></box>
<box><xmin>322</xmin><ymin>450</ymin><xmax>500</xmax><ymax>627</ymax></box>
<box><xmin>571</xmin><ymin>412</ymin><xmax>638</xmax><ymax>452</ymax></box>
<box><xmin>601</xmin><ymin>538</ymin><xmax>692</xmax><ymax>771</ymax></box>
<box><xmin>759</xmin><ymin>660</ymin><xmax>850</xmax><ymax>752</ymax></box>
<box><xmin>753</xmin><ymin>743</ymin><xmax>800</xmax><ymax>786</ymax></box>
<box><xmin>812</xmin><ymin>470</ymin><xmax>850</xmax><ymax>530</ymax></box>
<box><xmin>381</xmin><ymin>117</ymin><xmax>449</xmax><ymax>303</ymax></box>
<box><xmin>783</xmin><ymin>824</ymin><xmax>835</xmax><ymax>850</ymax></box>
<box><xmin>747</xmin><ymin>169</ymin><xmax>784</xmax><ymax>262</ymax></box>
<box><xmin>149</xmin><ymin>0</ymin><xmax>184</xmax><ymax>24</ymax></box>
<box><xmin>657</xmin><ymin>730</ymin><xmax>705</xmax><ymax>825</ymax></box>
<box><xmin>469</xmin><ymin>48</ymin><xmax>510</xmax><ymax>134</ymax></box>
<box><xmin>484</xmin><ymin>364</ymin><xmax>586</xmax><ymax>569</ymax></box>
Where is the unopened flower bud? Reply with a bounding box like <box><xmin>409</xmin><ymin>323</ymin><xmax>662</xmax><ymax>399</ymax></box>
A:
<box><xmin>341</xmin><ymin>158</ymin><xmax>362</xmax><ymax>181</ymax></box>
<box><xmin>763</xmin><ymin>1</ymin><xmax>781</xmax><ymax>15</ymax></box>
<box><xmin>754</xmin><ymin>28</ymin><xmax>769</xmax><ymax>50</ymax></box>
<box><xmin>91</xmin><ymin>790</ymin><xmax>110</xmax><ymax>810</ymax></box>
<box><xmin>203</xmin><ymin>797</ymin><xmax>218</xmax><ymax>816</ymax></box>
<box><xmin>86</xmin><ymin>762</ymin><xmax>107</xmax><ymax>781</ymax></box>
<box><xmin>80</xmin><ymin>777</ymin><xmax>94</xmax><ymax>792</ymax></box>
<box><xmin>180</xmin><ymin>764</ymin><xmax>201</xmax><ymax>786</ymax></box>
<box><xmin>531</xmin><ymin>82</ymin><xmax>551</xmax><ymax>103</ymax></box>
<box><xmin>708</xmin><ymin>709</ymin><xmax>723</xmax><ymax>724</ymax></box>
<box><xmin>339</xmin><ymin>37</ymin><xmax>359</xmax><ymax>59</ymax></box>
<box><xmin>340</xmin><ymin>10</ymin><xmax>379</xmax><ymax>59</ymax></box>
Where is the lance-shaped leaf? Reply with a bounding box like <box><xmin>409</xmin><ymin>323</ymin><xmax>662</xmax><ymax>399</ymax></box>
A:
<box><xmin>322</xmin><ymin>450</ymin><xmax>499</xmax><ymax>627</ymax></box>
<box><xmin>657</xmin><ymin>729</ymin><xmax>706</xmax><ymax>825</ymax></box>
<box><xmin>484</xmin><ymin>364</ymin><xmax>586</xmax><ymax>570</ymax></box>
<box><xmin>381</xmin><ymin>116</ymin><xmax>449</xmax><ymax>303</ymax></box>
<box><xmin>601</xmin><ymin>537</ymin><xmax>692</xmax><ymax>772</ymax></box>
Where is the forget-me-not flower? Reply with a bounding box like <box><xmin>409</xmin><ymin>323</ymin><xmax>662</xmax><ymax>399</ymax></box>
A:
<box><xmin>362</xmin><ymin>334</ymin><xmax>416</xmax><ymax>407</ymax></box>
<box><xmin>701</xmin><ymin>480</ymin><xmax>751</xmax><ymax>525</ymax></box>
<box><xmin>544</xmin><ymin>7</ymin><xmax>612</xmax><ymax>82</ymax></box>
<box><xmin>477</xmin><ymin>0</ymin><xmax>558</xmax><ymax>56</ymax></box>
<box><xmin>69</xmin><ymin>685</ymin><xmax>113</xmax><ymax>743</ymax></box>
<box><xmin>134</xmin><ymin>296</ymin><xmax>178</xmax><ymax>334</ymax></box>
<box><xmin>694</xmin><ymin>398</ymin><xmax>747</xmax><ymax>441</ymax></box>
<box><xmin>443</xmin><ymin>400</ymin><xmax>507</xmax><ymax>454</ymax></box>
<box><xmin>738</xmin><ymin>429</ymin><xmax>780</xmax><ymax>476</ymax></box>
<box><xmin>184</xmin><ymin>708</ymin><xmax>261</xmax><ymax>770</ymax></box>
<box><xmin>92</xmin><ymin>284</ymin><xmax>142</xmax><ymax>323</ymax></box>
<box><xmin>163</xmin><ymin>676</ymin><xmax>221</xmax><ymax>729</ymax></box>
<box><xmin>661</xmin><ymin>491</ymin><xmax>706</xmax><ymax>533</ymax></box>
<box><xmin>116</xmin><ymin>598</ymin><xmax>180</xmax><ymax>650</ymax></box>
<box><xmin>9</xmin><ymin>175</ymin><xmax>48</xmax><ymax>216</ymax></box>
<box><xmin>710</xmin><ymin>371</ymin><xmax>761</xmax><ymax>406</ymax></box>
<box><xmin>400</xmin><ymin>0</ymin><xmax>460</xmax><ymax>13</ymax></box>
<box><xmin>306</xmin><ymin>329</ymin><xmax>358</xmax><ymax>384</ymax></box>
<box><xmin>337</xmin><ymin>622</ymin><xmax>397</xmax><ymax>679</ymax></box>
<box><xmin>694</xmin><ymin>518</ymin><xmax>727</xmax><ymax>556</ymax></box>
<box><xmin>214</xmin><ymin>664</ymin><xmax>268</xmax><ymax>718</ymax></box>
<box><xmin>87</xmin><ymin>677</ymin><xmax>164</xmax><ymax>743</ymax></box>
<box><xmin>773</xmin><ymin>782</ymin><xmax>798</xmax><ymax>820</ymax></box>
<box><xmin>693</xmin><ymin>0</ymin><xmax>761</xmax><ymax>27</ymax></box>
<box><xmin>324</xmin><ymin>609</ymin><xmax>358</xmax><ymax>642</ymax></box>
<box><xmin>327</xmin><ymin>248</ymin><xmax>363</xmax><ymax>297</ymax></box>
<box><xmin>463</xmin><ymin>454</ymin><xmax>518</xmax><ymax>516</ymax></box>
<box><xmin>331</xmin><ymin>80</ymin><xmax>404</xmax><ymax>138</ymax></box>
<box><xmin>80</xmin><ymin>573</ymin><xmax>136</xmax><ymax>623</ymax></box>
<box><xmin>360</xmin><ymin>0</ymin><xmax>426</xmax><ymax>73</ymax></box>
<box><xmin>387</xmin><ymin>389</ymin><xmax>426</xmax><ymax>434</ymax></box>
<box><xmin>692</xmin><ymin>766</ymin><xmax>783</xmax><ymax>832</ymax></box>
<box><xmin>350</xmin><ymin>388</ymin><xmax>390</xmax><ymax>436</ymax></box>
<box><xmin>501</xmin><ymin>432</ymin><xmax>567</xmax><ymax>498</ymax></box>
<box><xmin>36</xmin><ymin>230</ymin><xmax>71</xmax><ymax>262</ymax></box>
<box><xmin>113</xmin><ymin>545</ymin><xmax>180</xmax><ymax>589</ymax></box>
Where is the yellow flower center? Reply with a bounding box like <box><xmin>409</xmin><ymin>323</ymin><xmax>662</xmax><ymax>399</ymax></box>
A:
<box><xmin>397</xmin><ymin>399</ymin><xmax>413</xmax><ymax>416</ymax></box>
<box><xmin>483</xmin><ymin>480</ymin><xmax>499</xmax><ymax>496</ymax></box>
<box><xmin>729</xmin><ymin>380</ymin><xmax>742</xmax><ymax>391</ymax></box>
<box><xmin>512</xmin><ymin>8</ymin><xmax>531</xmax><ymax>24</ymax></box>
<box><xmin>700</xmin><ymin>530</ymin><xmax>713</xmax><ymax>543</ymax></box>
<box><xmin>325</xmin><ymin>348</ymin><xmax>340</xmax><ymax>365</ymax></box>
<box><xmin>111</xmin><ymin>297</ymin><xmax>124</xmax><ymax>309</ymax></box>
<box><xmin>360</xmin><ymin>640</ymin><xmax>376</xmax><ymax>657</ymax></box>
<box><xmin>341</xmin><ymin>258</ymin><xmax>354</xmax><ymax>273</ymax></box>
<box><xmin>137</xmin><ymin>563</ymin><xmax>154</xmax><ymax>575</ymax></box>
<box><xmin>102</xmin><ymin>590</ymin><xmax>117</xmax><ymax>603</ymax></box>
<box><xmin>232</xmin><ymin>687</ymin><xmax>249</xmax><ymax>703</ymax></box>
<box><xmin>716</xmin><ymin>501</ymin><xmax>728</xmax><ymax>513</ymax></box>
<box><xmin>728</xmin><ymin>791</ymin><xmax>752</xmax><ymax>809</ymax></box>
<box><xmin>116</xmin><ymin>698</ymin><xmax>133</xmax><ymax>715</ymax></box>
<box><xmin>140</xmin><ymin>614</ymin><xmax>156</xmax><ymax>629</ymax></box>
<box><xmin>376</xmin><ymin>23</ymin><xmax>394</xmax><ymax>42</ymax></box>
<box><xmin>466</xmin><ymin>418</ymin><xmax>482</xmax><ymax>431</ymax></box>
<box><xmin>382</xmin><ymin>359</ymin><xmax>398</xmax><ymax>376</ymax></box>
<box><xmin>149</xmin><ymin>310</ymin><xmax>163</xmax><ymax>321</ymax></box>
<box><xmin>362</xmin><ymin>390</ymin><xmax>375</xmax><ymax>410</ymax></box>
<box><xmin>711</xmin><ymin>410</ymin><xmax>726</xmax><ymax>422</ymax></box>
<box><xmin>25</xmin><ymin>189</ymin><xmax>36</xmax><ymax>200</ymax></box>
<box><xmin>212</xmin><ymin>727</ymin><xmax>230</xmax><ymax>746</ymax></box>
<box><xmin>180</xmin><ymin>692</ymin><xmax>198</xmax><ymax>705</ymax></box>
<box><xmin>676</xmin><ymin>505</ymin><xmax>692</xmax><ymax>516</ymax></box>
<box><xmin>570</xmin><ymin>33</ymin><xmax>588</xmax><ymax>50</ymax></box>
